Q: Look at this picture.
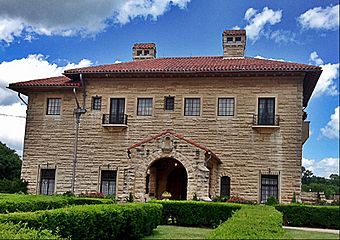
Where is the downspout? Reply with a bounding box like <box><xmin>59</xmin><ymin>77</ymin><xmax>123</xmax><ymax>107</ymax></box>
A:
<box><xmin>79</xmin><ymin>73</ymin><xmax>86</xmax><ymax>109</ymax></box>
<box><xmin>18</xmin><ymin>93</ymin><xmax>28</xmax><ymax>105</ymax></box>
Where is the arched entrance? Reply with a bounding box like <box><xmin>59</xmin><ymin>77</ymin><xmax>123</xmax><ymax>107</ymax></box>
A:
<box><xmin>146</xmin><ymin>157</ymin><xmax>187</xmax><ymax>200</ymax></box>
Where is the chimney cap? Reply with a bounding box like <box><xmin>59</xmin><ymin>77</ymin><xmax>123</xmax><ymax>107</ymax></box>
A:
<box><xmin>223</xmin><ymin>29</ymin><xmax>246</xmax><ymax>36</ymax></box>
<box><xmin>133</xmin><ymin>43</ymin><xmax>156</xmax><ymax>50</ymax></box>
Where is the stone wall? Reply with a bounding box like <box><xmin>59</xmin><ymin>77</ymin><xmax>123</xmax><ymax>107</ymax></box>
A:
<box><xmin>21</xmin><ymin>74</ymin><xmax>304</xmax><ymax>203</ymax></box>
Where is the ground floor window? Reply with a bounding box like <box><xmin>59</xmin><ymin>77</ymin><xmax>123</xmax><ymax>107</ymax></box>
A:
<box><xmin>100</xmin><ymin>170</ymin><xmax>117</xmax><ymax>196</ymax></box>
<box><xmin>220</xmin><ymin>176</ymin><xmax>231</xmax><ymax>198</ymax></box>
<box><xmin>40</xmin><ymin>169</ymin><xmax>56</xmax><ymax>195</ymax></box>
<box><xmin>261</xmin><ymin>175</ymin><xmax>278</xmax><ymax>203</ymax></box>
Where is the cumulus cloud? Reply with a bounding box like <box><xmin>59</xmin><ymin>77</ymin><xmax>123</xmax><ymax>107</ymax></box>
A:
<box><xmin>241</xmin><ymin>7</ymin><xmax>282</xmax><ymax>42</ymax></box>
<box><xmin>267</xmin><ymin>29</ymin><xmax>297</xmax><ymax>44</ymax></box>
<box><xmin>254</xmin><ymin>55</ymin><xmax>285</xmax><ymax>62</ymax></box>
<box><xmin>0</xmin><ymin>54</ymin><xmax>92</xmax><ymax>105</ymax></box>
<box><xmin>309</xmin><ymin>51</ymin><xmax>339</xmax><ymax>97</ymax></box>
<box><xmin>321</xmin><ymin>106</ymin><xmax>339</xmax><ymax>139</ymax></box>
<box><xmin>303</xmin><ymin>157</ymin><xmax>339</xmax><ymax>178</ymax></box>
<box><xmin>0</xmin><ymin>0</ymin><xmax>191</xmax><ymax>43</ymax></box>
<box><xmin>298</xmin><ymin>4</ymin><xmax>339</xmax><ymax>30</ymax></box>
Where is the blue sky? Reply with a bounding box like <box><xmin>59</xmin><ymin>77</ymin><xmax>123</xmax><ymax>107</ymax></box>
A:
<box><xmin>0</xmin><ymin>0</ymin><xmax>339</xmax><ymax>177</ymax></box>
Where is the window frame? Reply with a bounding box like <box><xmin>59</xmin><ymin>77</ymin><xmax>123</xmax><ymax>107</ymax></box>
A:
<box><xmin>218</xmin><ymin>97</ymin><xmax>235</xmax><ymax>117</ymax></box>
<box><xmin>46</xmin><ymin>98</ymin><xmax>62</xmax><ymax>115</ymax></box>
<box><xmin>137</xmin><ymin>97</ymin><xmax>153</xmax><ymax>116</ymax></box>
<box><xmin>257</xmin><ymin>97</ymin><xmax>276</xmax><ymax>125</ymax></box>
<box><xmin>220</xmin><ymin>176</ymin><xmax>231</xmax><ymax>198</ymax></box>
<box><xmin>164</xmin><ymin>96</ymin><xmax>175</xmax><ymax>111</ymax></box>
<box><xmin>100</xmin><ymin>170</ymin><xmax>117</xmax><ymax>196</ymax></box>
<box><xmin>260</xmin><ymin>174</ymin><xmax>279</xmax><ymax>203</ymax></box>
<box><xmin>226</xmin><ymin>37</ymin><xmax>233</xmax><ymax>43</ymax></box>
<box><xmin>40</xmin><ymin>169</ymin><xmax>56</xmax><ymax>195</ymax></box>
<box><xmin>235</xmin><ymin>36</ymin><xmax>242</xmax><ymax>42</ymax></box>
<box><xmin>184</xmin><ymin>97</ymin><xmax>201</xmax><ymax>116</ymax></box>
<box><xmin>92</xmin><ymin>96</ymin><xmax>102</xmax><ymax>111</ymax></box>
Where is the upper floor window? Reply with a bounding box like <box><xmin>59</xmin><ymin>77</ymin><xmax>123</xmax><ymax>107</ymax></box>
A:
<box><xmin>218</xmin><ymin>98</ymin><xmax>234</xmax><ymax>116</ymax></box>
<box><xmin>144</xmin><ymin>50</ymin><xmax>150</xmax><ymax>55</ymax></box>
<box><xmin>184</xmin><ymin>98</ymin><xmax>200</xmax><ymax>116</ymax></box>
<box><xmin>40</xmin><ymin>169</ymin><xmax>55</xmax><ymax>195</ymax></box>
<box><xmin>92</xmin><ymin>96</ymin><xmax>102</xmax><ymax>111</ymax></box>
<box><xmin>258</xmin><ymin>98</ymin><xmax>275</xmax><ymax>125</ymax></box>
<box><xmin>100</xmin><ymin>170</ymin><xmax>117</xmax><ymax>196</ymax></box>
<box><xmin>235</xmin><ymin>36</ymin><xmax>241</xmax><ymax>42</ymax></box>
<box><xmin>164</xmin><ymin>96</ymin><xmax>175</xmax><ymax>111</ymax></box>
<box><xmin>137</xmin><ymin>50</ymin><xmax>142</xmax><ymax>56</ymax></box>
<box><xmin>137</xmin><ymin>98</ymin><xmax>153</xmax><ymax>116</ymax></box>
<box><xmin>46</xmin><ymin>98</ymin><xmax>61</xmax><ymax>115</ymax></box>
<box><xmin>227</xmin><ymin>37</ymin><xmax>233</xmax><ymax>43</ymax></box>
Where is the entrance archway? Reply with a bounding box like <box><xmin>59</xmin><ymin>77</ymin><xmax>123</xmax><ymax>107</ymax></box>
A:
<box><xmin>146</xmin><ymin>157</ymin><xmax>187</xmax><ymax>200</ymax></box>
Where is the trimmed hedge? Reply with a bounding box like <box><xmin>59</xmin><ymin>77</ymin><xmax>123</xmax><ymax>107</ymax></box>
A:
<box><xmin>0</xmin><ymin>193</ymin><xmax>113</xmax><ymax>213</ymax></box>
<box><xmin>0</xmin><ymin>203</ymin><xmax>162</xmax><ymax>240</ymax></box>
<box><xmin>149</xmin><ymin>200</ymin><xmax>241</xmax><ymax>228</ymax></box>
<box><xmin>0</xmin><ymin>222</ymin><xmax>60</xmax><ymax>239</ymax></box>
<box><xmin>275</xmin><ymin>204</ymin><xmax>340</xmax><ymax>229</ymax></box>
<box><xmin>208</xmin><ymin>205</ymin><xmax>287</xmax><ymax>239</ymax></box>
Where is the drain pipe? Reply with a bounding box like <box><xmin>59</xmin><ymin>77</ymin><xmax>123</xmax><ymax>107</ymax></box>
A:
<box><xmin>71</xmin><ymin>74</ymin><xmax>87</xmax><ymax>194</ymax></box>
<box><xmin>18</xmin><ymin>93</ymin><xmax>28</xmax><ymax>106</ymax></box>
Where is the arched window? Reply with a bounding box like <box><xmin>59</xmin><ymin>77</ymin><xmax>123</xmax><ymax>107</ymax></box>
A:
<box><xmin>220</xmin><ymin>176</ymin><xmax>230</xmax><ymax>197</ymax></box>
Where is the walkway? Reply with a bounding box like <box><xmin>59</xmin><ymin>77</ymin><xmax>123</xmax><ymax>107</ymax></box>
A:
<box><xmin>283</xmin><ymin>226</ymin><xmax>339</xmax><ymax>234</ymax></box>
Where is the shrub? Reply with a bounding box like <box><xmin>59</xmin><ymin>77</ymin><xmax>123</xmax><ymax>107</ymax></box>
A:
<box><xmin>208</xmin><ymin>205</ymin><xmax>287</xmax><ymax>239</ymax></box>
<box><xmin>148</xmin><ymin>200</ymin><xmax>241</xmax><ymax>228</ymax></box>
<box><xmin>227</xmin><ymin>195</ymin><xmax>256</xmax><ymax>204</ymax></box>
<box><xmin>275</xmin><ymin>204</ymin><xmax>340</xmax><ymax>229</ymax></box>
<box><xmin>78</xmin><ymin>191</ymin><xmax>104</xmax><ymax>198</ymax></box>
<box><xmin>0</xmin><ymin>179</ymin><xmax>28</xmax><ymax>194</ymax></box>
<box><xmin>0</xmin><ymin>222</ymin><xmax>60</xmax><ymax>239</ymax></box>
<box><xmin>0</xmin><ymin>193</ymin><xmax>113</xmax><ymax>213</ymax></box>
<box><xmin>0</xmin><ymin>203</ymin><xmax>162</xmax><ymax>240</ymax></box>
<box><xmin>265</xmin><ymin>196</ymin><xmax>278</xmax><ymax>206</ymax></box>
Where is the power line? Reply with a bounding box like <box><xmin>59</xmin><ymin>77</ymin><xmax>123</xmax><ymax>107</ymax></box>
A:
<box><xmin>0</xmin><ymin>113</ymin><xmax>26</xmax><ymax>118</ymax></box>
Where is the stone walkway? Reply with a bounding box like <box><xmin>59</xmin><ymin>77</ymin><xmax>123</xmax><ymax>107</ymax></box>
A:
<box><xmin>283</xmin><ymin>226</ymin><xmax>339</xmax><ymax>234</ymax></box>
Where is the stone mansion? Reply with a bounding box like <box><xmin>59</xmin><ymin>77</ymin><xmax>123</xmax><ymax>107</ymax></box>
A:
<box><xmin>9</xmin><ymin>30</ymin><xmax>321</xmax><ymax>203</ymax></box>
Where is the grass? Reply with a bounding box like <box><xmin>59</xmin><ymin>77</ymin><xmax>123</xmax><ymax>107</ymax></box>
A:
<box><xmin>143</xmin><ymin>225</ymin><xmax>213</xmax><ymax>239</ymax></box>
<box><xmin>285</xmin><ymin>229</ymin><xmax>339</xmax><ymax>239</ymax></box>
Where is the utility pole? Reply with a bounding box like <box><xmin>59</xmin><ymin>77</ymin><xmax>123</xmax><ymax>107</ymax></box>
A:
<box><xmin>71</xmin><ymin>88</ymin><xmax>86</xmax><ymax>194</ymax></box>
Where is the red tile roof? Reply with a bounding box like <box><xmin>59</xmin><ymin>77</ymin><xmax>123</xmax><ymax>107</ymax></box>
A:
<box><xmin>64</xmin><ymin>57</ymin><xmax>321</xmax><ymax>74</ymax></box>
<box><xmin>223</xmin><ymin>30</ymin><xmax>246</xmax><ymax>36</ymax></box>
<box><xmin>9</xmin><ymin>76</ymin><xmax>79</xmax><ymax>88</ymax></box>
<box><xmin>133</xmin><ymin>43</ymin><xmax>156</xmax><ymax>49</ymax></box>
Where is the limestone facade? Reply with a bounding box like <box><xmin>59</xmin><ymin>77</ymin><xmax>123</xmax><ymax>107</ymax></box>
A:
<box><xmin>21</xmin><ymin>73</ymin><xmax>306</xmax><ymax>203</ymax></box>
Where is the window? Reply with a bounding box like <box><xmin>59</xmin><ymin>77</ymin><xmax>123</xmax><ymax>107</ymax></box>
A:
<box><xmin>100</xmin><ymin>170</ymin><xmax>117</xmax><ymax>196</ymax></box>
<box><xmin>137</xmin><ymin>50</ymin><xmax>142</xmax><ymax>56</ymax></box>
<box><xmin>261</xmin><ymin>175</ymin><xmax>278</xmax><ymax>203</ymax></box>
<box><xmin>218</xmin><ymin>98</ymin><xmax>235</xmax><ymax>116</ymax></box>
<box><xmin>220</xmin><ymin>176</ymin><xmax>231</xmax><ymax>198</ymax></box>
<box><xmin>137</xmin><ymin>98</ymin><xmax>153</xmax><ymax>116</ymax></box>
<box><xmin>144</xmin><ymin>50</ymin><xmax>150</xmax><ymax>55</ymax></box>
<box><xmin>40</xmin><ymin>169</ymin><xmax>55</xmax><ymax>195</ymax></box>
<box><xmin>92</xmin><ymin>96</ymin><xmax>102</xmax><ymax>110</ymax></box>
<box><xmin>258</xmin><ymin>98</ymin><xmax>275</xmax><ymax>125</ymax></box>
<box><xmin>164</xmin><ymin>96</ymin><xmax>175</xmax><ymax>111</ymax></box>
<box><xmin>46</xmin><ymin>98</ymin><xmax>61</xmax><ymax>115</ymax></box>
<box><xmin>235</xmin><ymin>36</ymin><xmax>241</xmax><ymax>42</ymax></box>
<box><xmin>227</xmin><ymin>37</ymin><xmax>233</xmax><ymax>43</ymax></box>
<box><xmin>110</xmin><ymin>98</ymin><xmax>125</xmax><ymax>124</ymax></box>
<box><xmin>184</xmin><ymin>98</ymin><xmax>200</xmax><ymax>116</ymax></box>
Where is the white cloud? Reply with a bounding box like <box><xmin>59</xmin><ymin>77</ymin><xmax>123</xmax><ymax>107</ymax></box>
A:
<box><xmin>0</xmin><ymin>102</ymin><xmax>26</xmax><ymax>156</ymax></box>
<box><xmin>303</xmin><ymin>157</ymin><xmax>339</xmax><ymax>178</ymax></box>
<box><xmin>298</xmin><ymin>4</ymin><xmax>339</xmax><ymax>30</ymax></box>
<box><xmin>267</xmin><ymin>29</ymin><xmax>296</xmax><ymax>44</ymax></box>
<box><xmin>254</xmin><ymin>55</ymin><xmax>285</xmax><ymax>62</ymax></box>
<box><xmin>0</xmin><ymin>0</ymin><xmax>191</xmax><ymax>43</ymax></box>
<box><xmin>309</xmin><ymin>51</ymin><xmax>339</xmax><ymax>98</ymax></box>
<box><xmin>321</xmin><ymin>106</ymin><xmax>339</xmax><ymax>139</ymax></box>
<box><xmin>0</xmin><ymin>54</ymin><xmax>92</xmax><ymax>105</ymax></box>
<box><xmin>242</xmin><ymin>7</ymin><xmax>282</xmax><ymax>42</ymax></box>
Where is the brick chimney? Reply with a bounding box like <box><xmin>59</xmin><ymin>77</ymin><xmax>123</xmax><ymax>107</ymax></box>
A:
<box><xmin>222</xmin><ymin>30</ymin><xmax>246</xmax><ymax>58</ymax></box>
<box><xmin>132</xmin><ymin>43</ymin><xmax>156</xmax><ymax>61</ymax></box>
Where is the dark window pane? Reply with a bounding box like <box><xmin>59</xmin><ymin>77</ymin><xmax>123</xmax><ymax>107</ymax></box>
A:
<box><xmin>92</xmin><ymin>97</ymin><xmax>102</xmax><ymax>110</ymax></box>
<box><xmin>258</xmin><ymin>98</ymin><xmax>275</xmax><ymax>125</ymax></box>
<box><xmin>137</xmin><ymin>98</ymin><xmax>153</xmax><ymax>116</ymax></box>
<box><xmin>218</xmin><ymin>98</ymin><xmax>234</xmax><ymax>116</ymax></box>
<box><xmin>47</xmin><ymin>98</ymin><xmax>61</xmax><ymax>115</ymax></box>
<box><xmin>184</xmin><ymin>98</ymin><xmax>200</xmax><ymax>116</ymax></box>
<box><xmin>144</xmin><ymin>50</ymin><xmax>150</xmax><ymax>55</ymax></box>
<box><xmin>227</xmin><ymin>37</ymin><xmax>233</xmax><ymax>43</ymax></box>
<box><xmin>164</xmin><ymin>96</ymin><xmax>175</xmax><ymax>110</ymax></box>
<box><xmin>235</xmin><ymin>37</ymin><xmax>241</xmax><ymax>42</ymax></box>
<box><xmin>40</xmin><ymin>169</ymin><xmax>56</xmax><ymax>195</ymax></box>
<box><xmin>220</xmin><ymin>176</ymin><xmax>230</xmax><ymax>197</ymax></box>
<box><xmin>100</xmin><ymin>170</ymin><xmax>117</xmax><ymax>196</ymax></box>
<box><xmin>261</xmin><ymin>175</ymin><xmax>278</xmax><ymax>203</ymax></box>
<box><xmin>110</xmin><ymin>98</ymin><xmax>125</xmax><ymax>123</ymax></box>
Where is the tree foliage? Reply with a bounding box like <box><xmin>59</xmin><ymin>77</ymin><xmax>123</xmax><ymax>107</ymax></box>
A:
<box><xmin>0</xmin><ymin>142</ymin><xmax>21</xmax><ymax>180</ymax></box>
<box><xmin>301</xmin><ymin>168</ymin><xmax>340</xmax><ymax>199</ymax></box>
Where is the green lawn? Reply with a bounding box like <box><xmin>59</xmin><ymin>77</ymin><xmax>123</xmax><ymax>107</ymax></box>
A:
<box><xmin>143</xmin><ymin>225</ymin><xmax>213</xmax><ymax>239</ymax></box>
<box><xmin>143</xmin><ymin>225</ymin><xmax>339</xmax><ymax>240</ymax></box>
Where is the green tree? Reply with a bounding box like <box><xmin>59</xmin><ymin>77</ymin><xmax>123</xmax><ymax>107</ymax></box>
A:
<box><xmin>0</xmin><ymin>142</ymin><xmax>22</xmax><ymax>179</ymax></box>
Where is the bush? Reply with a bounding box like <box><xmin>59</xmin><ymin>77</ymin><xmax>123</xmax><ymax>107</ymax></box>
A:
<box><xmin>265</xmin><ymin>196</ymin><xmax>278</xmax><ymax>206</ymax></box>
<box><xmin>0</xmin><ymin>179</ymin><xmax>28</xmax><ymax>194</ymax></box>
<box><xmin>0</xmin><ymin>193</ymin><xmax>114</xmax><ymax>213</ymax></box>
<box><xmin>227</xmin><ymin>195</ymin><xmax>256</xmax><ymax>204</ymax></box>
<box><xmin>275</xmin><ymin>204</ymin><xmax>340</xmax><ymax>229</ymax></box>
<box><xmin>148</xmin><ymin>200</ymin><xmax>241</xmax><ymax>228</ymax></box>
<box><xmin>208</xmin><ymin>205</ymin><xmax>287</xmax><ymax>239</ymax></box>
<box><xmin>0</xmin><ymin>222</ymin><xmax>60</xmax><ymax>239</ymax></box>
<box><xmin>0</xmin><ymin>203</ymin><xmax>162</xmax><ymax>240</ymax></box>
